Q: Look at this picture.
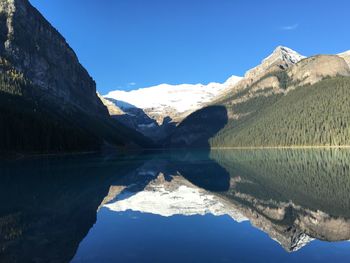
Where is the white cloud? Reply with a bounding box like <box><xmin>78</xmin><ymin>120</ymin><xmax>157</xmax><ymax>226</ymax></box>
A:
<box><xmin>281</xmin><ymin>24</ymin><xmax>299</xmax><ymax>31</ymax></box>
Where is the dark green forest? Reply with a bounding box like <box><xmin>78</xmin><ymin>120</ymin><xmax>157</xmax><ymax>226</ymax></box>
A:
<box><xmin>210</xmin><ymin>77</ymin><xmax>350</xmax><ymax>147</ymax></box>
<box><xmin>0</xmin><ymin>63</ymin><xmax>153</xmax><ymax>154</ymax></box>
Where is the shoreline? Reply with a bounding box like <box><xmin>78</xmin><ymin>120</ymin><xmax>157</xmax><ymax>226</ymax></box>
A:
<box><xmin>2</xmin><ymin>145</ymin><xmax>350</xmax><ymax>160</ymax></box>
<box><xmin>211</xmin><ymin>145</ymin><xmax>350</xmax><ymax>150</ymax></box>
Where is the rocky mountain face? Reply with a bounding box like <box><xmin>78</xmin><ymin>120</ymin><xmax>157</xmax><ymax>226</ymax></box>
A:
<box><xmin>103</xmin><ymin>76</ymin><xmax>242</xmax><ymax>141</ymax></box>
<box><xmin>0</xmin><ymin>0</ymin><xmax>152</xmax><ymax>153</ymax></box>
<box><xmin>244</xmin><ymin>46</ymin><xmax>305</xmax><ymax>83</ymax></box>
<box><xmin>0</xmin><ymin>0</ymin><xmax>105</xmax><ymax>114</ymax></box>
<box><xmin>165</xmin><ymin>46</ymin><xmax>350</xmax><ymax>148</ymax></box>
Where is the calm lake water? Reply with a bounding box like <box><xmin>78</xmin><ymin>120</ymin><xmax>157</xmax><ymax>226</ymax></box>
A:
<box><xmin>1</xmin><ymin>149</ymin><xmax>350</xmax><ymax>262</ymax></box>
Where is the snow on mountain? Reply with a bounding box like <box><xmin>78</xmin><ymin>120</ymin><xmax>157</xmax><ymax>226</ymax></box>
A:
<box><xmin>104</xmin><ymin>75</ymin><xmax>242</xmax><ymax>123</ymax></box>
<box><xmin>263</xmin><ymin>46</ymin><xmax>305</xmax><ymax>64</ymax></box>
<box><xmin>244</xmin><ymin>46</ymin><xmax>306</xmax><ymax>80</ymax></box>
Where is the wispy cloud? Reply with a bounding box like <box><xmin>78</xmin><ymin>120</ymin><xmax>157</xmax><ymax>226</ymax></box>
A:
<box><xmin>281</xmin><ymin>23</ymin><xmax>299</xmax><ymax>31</ymax></box>
<box><xmin>114</xmin><ymin>82</ymin><xmax>137</xmax><ymax>90</ymax></box>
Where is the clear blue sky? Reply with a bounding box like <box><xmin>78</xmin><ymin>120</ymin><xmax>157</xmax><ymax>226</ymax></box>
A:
<box><xmin>30</xmin><ymin>0</ymin><xmax>350</xmax><ymax>94</ymax></box>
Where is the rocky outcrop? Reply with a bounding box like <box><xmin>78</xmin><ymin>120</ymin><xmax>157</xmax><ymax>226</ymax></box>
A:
<box><xmin>97</xmin><ymin>93</ymin><xmax>124</xmax><ymax>116</ymax></box>
<box><xmin>244</xmin><ymin>46</ymin><xmax>305</xmax><ymax>84</ymax></box>
<box><xmin>287</xmin><ymin>55</ymin><xmax>350</xmax><ymax>87</ymax></box>
<box><xmin>0</xmin><ymin>0</ymin><xmax>106</xmax><ymax>114</ymax></box>
<box><xmin>338</xmin><ymin>50</ymin><xmax>350</xmax><ymax>67</ymax></box>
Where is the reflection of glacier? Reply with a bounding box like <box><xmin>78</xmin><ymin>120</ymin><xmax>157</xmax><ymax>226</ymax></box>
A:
<box><xmin>105</xmin><ymin>174</ymin><xmax>247</xmax><ymax>222</ymax></box>
<box><xmin>102</xmin><ymin>172</ymin><xmax>313</xmax><ymax>252</ymax></box>
<box><xmin>100</xmin><ymin>150</ymin><xmax>350</xmax><ymax>253</ymax></box>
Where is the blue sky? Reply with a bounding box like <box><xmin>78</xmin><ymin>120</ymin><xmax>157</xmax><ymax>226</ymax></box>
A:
<box><xmin>30</xmin><ymin>0</ymin><xmax>350</xmax><ymax>94</ymax></box>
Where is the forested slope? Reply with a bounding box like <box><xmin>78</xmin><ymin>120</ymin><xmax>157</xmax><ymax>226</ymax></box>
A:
<box><xmin>0</xmin><ymin>67</ymin><xmax>153</xmax><ymax>153</ymax></box>
<box><xmin>210</xmin><ymin>77</ymin><xmax>350</xmax><ymax>147</ymax></box>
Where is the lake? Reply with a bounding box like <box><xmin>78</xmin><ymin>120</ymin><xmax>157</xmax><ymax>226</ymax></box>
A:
<box><xmin>1</xmin><ymin>149</ymin><xmax>350</xmax><ymax>262</ymax></box>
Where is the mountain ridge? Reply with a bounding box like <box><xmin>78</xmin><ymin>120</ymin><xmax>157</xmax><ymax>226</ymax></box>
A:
<box><xmin>164</xmin><ymin>47</ymin><xmax>350</xmax><ymax>148</ymax></box>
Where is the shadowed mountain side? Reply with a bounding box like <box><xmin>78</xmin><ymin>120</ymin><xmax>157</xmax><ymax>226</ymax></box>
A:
<box><xmin>0</xmin><ymin>88</ymin><xmax>155</xmax><ymax>153</ymax></box>
<box><xmin>164</xmin><ymin>106</ymin><xmax>228</xmax><ymax>148</ymax></box>
<box><xmin>103</xmin><ymin>98</ymin><xmax>177</xmax><ymax>142</ymax></box>
<box><xmin>0</xmin><ymin>154</ymin><xmax>145</xmax><ymax>263</ymax></box>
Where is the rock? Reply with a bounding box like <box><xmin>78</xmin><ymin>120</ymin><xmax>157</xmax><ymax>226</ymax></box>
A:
<box><xmin>244</xmin><ymin>46</ymin><xmax>305</xmax><ymax>85</ymax></box>
<box><xmin>0</xmin><ymin>0</ymin><xmax>106</xmax><ymax>115</ymax></box>
<box><xmin>338</xmin><ymin>50</ymin><xmax>350</xmax><ymax>68</ymax></box>
<box><xmin>287</xmin><ymin>55</ymin><xmax>350</xmax><ymax>87</ymax></box>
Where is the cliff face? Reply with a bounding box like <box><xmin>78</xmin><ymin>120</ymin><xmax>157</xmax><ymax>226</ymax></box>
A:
<box><xmin>0</xmin><ymin>0</ymin><xmax>106</xmax><ymax>114</ymax></box>
<box><xmin>0</xmin><ymin>0</ymin><xmax>153</xmax><ymax>153</ymax></box>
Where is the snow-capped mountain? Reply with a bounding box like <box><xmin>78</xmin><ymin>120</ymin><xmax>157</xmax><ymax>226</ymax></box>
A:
<box><xmin>244</xmin><ymin>46</ymin><xmax>306</xmax><ymax>83</ymax></box>
<box><xmin>104</xmin><ymin>75</ymin><xmax>242</xmax><ymax>124</ymax></box>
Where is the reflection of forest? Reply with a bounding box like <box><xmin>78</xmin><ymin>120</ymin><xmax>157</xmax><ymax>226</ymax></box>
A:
<box><xmin>0</xmin><ymin>155</ymin><xmax>145</xmax><ymax>263</ymax></box>
<box><xmin>211</xmin><ymin>149</ymin><xmax>350</xmax><ymax>217</ymax></box>
<box><xmin>1</xmin><ymin>149</ymin><xmax>350</xmax><ymax>261</ymax></box>
<box><xmin>209</xmin><ymin>149</ymin><xmax>350</xmax><ymax>251</ymax></box>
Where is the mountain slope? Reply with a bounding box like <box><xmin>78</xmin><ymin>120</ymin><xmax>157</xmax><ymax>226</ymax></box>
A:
<box><xmin>211</xmin><ymin>77</ymin><xmax>350</xmax><ymax>147</ymax></box>
<box><xmin>0</xmin><ymin>0</ymin><xmax>153</xmax><ymax>153</ymax></box>
<box><xmin>166</xmin><ymin>47</ymin><xmax>350</xmax><ymax>148</ymax></box>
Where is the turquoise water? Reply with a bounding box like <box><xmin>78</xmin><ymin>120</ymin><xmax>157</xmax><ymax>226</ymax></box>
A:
<box><xmin>1</xmin><ymin>149</ymin><xmax>350</xmax><ymax>262</ymax></box>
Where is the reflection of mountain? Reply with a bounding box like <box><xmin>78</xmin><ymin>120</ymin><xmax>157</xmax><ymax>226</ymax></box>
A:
<box><xmin>2</xmin><ymin>149</ymin><xmax>350</xmax><ymax>261</ymax></box>
<box><xmin>0</xmin><ymin>155</ymin><xmax>144</xmax><ymax>263</ymax></box>
<box><xmin>101</xmin><ymin>149</ymin><xmax>350</xmax><ymax>252</ymax></box>
<box><xmin>105</xmin><ymin>173</ymin><xmax>247</xmax><ymax>222</ymax></box>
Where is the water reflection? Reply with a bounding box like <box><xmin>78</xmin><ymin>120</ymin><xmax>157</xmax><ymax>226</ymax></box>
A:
<box><xmin>0</xmin><ymin>154</ymin><xmax>145</xmax><ymax>263</ymax></box>
<box><xmin>1</xmin><ymin>149</ymin><xmax>350</xmax><ymax>262</ymax></box>
<box><xmin>210</xmin><ymin>149</ymin><xmax>350</xmax><ymax>251</ymax></box>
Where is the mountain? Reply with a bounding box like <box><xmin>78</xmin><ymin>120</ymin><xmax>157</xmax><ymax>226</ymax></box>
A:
<box><xmin>103</xmin><ymin>76</ymin><xmax>242</xmax><ymax>141</ymax></box>
<box><xmin>0</xmin><ymin>0</ymin><xmax>153</xmax><ymax>153</ymax></box>
<box><xmin>166</xmin><ymin>46</ymin><xmax>350</xmax><ymax>148</ymax></box>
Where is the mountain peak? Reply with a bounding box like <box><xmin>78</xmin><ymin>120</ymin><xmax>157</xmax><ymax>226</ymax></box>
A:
<box><xmin>245</xmin><ymin>46</ymin><xmax>305</xmax><ymax>79</ymax></box>
<box><xmin>265</xmin><ymin>46</ymin><xmax>305</xmax><ymax>64</ymax></box>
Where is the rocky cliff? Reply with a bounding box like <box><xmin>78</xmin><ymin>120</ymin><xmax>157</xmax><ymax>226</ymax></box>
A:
<box><xmin>0</xmin><ymin>0</ymin><xmax>152</xmax><ymax>153</ymax></box>
<box><xmin>0</xmin><ymin>0</ymin><xmax>106</xmax><ymax>114</ymax></box>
